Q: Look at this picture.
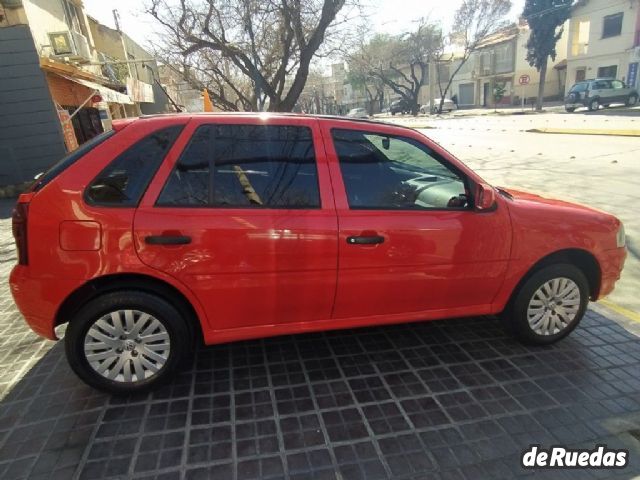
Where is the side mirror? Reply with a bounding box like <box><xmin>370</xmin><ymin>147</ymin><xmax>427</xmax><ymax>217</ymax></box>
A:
<box><xmin>474</xmin><ymin>183</ymin><xmax>497</xmax><ymax>211</ymax></box>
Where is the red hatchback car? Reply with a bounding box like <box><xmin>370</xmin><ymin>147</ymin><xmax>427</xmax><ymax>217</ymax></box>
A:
<box><xmin>10</xmin><ymin>113</ymin><xmax>626</xmax><ymax>393</ymax></box>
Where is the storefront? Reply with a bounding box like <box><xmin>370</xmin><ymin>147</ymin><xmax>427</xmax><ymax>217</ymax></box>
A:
<box><xmin>40</xmin><ymin>59</ymin><xmax>133</xmax><ymax>149</ymax></box>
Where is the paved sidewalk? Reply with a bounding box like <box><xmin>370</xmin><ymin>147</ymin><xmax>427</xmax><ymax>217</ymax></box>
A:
<box><xmin>0</xmin><ymin>218</ymin><xmax>640</xmax><ymax>480</ymax></box>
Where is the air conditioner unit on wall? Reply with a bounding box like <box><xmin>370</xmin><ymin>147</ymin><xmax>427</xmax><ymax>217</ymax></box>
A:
<box><xmin>48</xmin><ymin>30</ymin><xmax>91</xmax><ymax>63</ymax></box>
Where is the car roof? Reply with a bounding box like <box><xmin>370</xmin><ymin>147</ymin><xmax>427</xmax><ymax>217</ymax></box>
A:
<box><xmin>579</xmin><ymin>78</ymin><xmax>615</xmax><ymax>83</ymax></box>
<box><xmin>131</xmin><ymin>112</ymin><xmax>417</xmax><ymax>132</ymax></box>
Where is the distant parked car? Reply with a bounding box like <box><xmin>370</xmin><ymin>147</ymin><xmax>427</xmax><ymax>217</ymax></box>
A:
<box><xmin>390</xmin><ymin>99</ymin><xmax>410</xmax><ymax>115</ymax></box>
<box><xmin>347</xmin><ymin>108</ymin><xmax>368</xmax><ymax>119</ymax></box>
<box><xmin>565</xmin><ymin>78</ymin><xmax>638</xmax><ymax>112</ymax></box>
<box><xmin>421</xmin><ymin>98</ymin><xmax>457</xmax><ymax>114</ymax></box>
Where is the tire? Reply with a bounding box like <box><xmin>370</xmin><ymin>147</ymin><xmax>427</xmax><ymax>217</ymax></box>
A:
<box><xmin>565</xmin><ymin>106</ymin><xmax>576</xmax><ymax>113</ymax></box>
<box><xmin>588</xmin><ymin>98</ymin><xmax>599</xmax><ymax>111</ymax></box>
<box><xmin>627</xmin><ymin>94</ymin><xmax>638</xmax><ymax>107</ymax></box>
<box><xmin>502</xmin><ymin>263</ymin><xmax>589</xmax><ymax>345</ymax></box>
<box><xmin>65</xmin><ymin>291</ymin><xmax>193</xmax><ymax>394</ymax></box>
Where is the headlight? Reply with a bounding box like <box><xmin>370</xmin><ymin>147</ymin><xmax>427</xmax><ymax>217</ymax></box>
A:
<box><xmin>616</xmin><ymin>223</ymin><xmax>626</xmax><ymax>248</ymax></box>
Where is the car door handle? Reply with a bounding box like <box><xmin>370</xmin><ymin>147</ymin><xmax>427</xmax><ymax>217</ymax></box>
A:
<box><xmin>144</xmin><ymin>235</ymin><xmax>192</xmax><ymax>245</ymax></box>
<box><xmin>346</xmin><ymin>235</ymin><xmax>385</xmax><ymax>245</ymax></box>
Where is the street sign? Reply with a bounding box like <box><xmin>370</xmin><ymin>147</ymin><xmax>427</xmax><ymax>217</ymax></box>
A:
<box><xmin>519</xmin><ymin>75</ymin><xmax>530</xmax><ymax>85</ymax></box>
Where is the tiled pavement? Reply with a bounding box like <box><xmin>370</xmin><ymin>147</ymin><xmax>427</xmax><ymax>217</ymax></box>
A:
<box><xmin>1</xmin><ymin>202</ymin><xmax>640</xmax><ymax>479</ymax></box>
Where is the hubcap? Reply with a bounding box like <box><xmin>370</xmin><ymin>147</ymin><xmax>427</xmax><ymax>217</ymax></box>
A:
<box><xmin>83</xmin><ymin>310</ymin><xmax>170</xmax><ymax>383</ymax></box>
<box><xmin>527</xmin><ymin>277</ymin><xmax>581</xmax><ymax>336</ymax></box>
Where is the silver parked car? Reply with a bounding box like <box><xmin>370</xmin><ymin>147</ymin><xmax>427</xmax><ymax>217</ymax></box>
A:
<box><xmin>565</xmin><ymin>78</ymin><xmax>639</xmax><ymax>112</ymax></box>
<box><xmin>421</xmin><ymin>98</ymin><xmax>457</xmax><ymax>114</ymax></box>
<box><xmin>346</xmin><ymin>108</ymin><xmax>369</xmax><ymax>118</ymax></box>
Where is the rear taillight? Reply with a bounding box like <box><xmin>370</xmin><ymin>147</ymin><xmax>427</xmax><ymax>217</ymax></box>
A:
<box><xmin>12</xmin><ymin>202</ymin><xmax>29</xmax><ymax>265</ymax></box>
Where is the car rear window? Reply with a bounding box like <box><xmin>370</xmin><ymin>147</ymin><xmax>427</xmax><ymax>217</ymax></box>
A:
<box><xmin>31</xmin><ymin>130</ymin><xmax>116</xmax><ymax>192</ymax></box>
<box><xmin>85</xmin><ymin>125</ymin><xmax>183</xmax><ymax>206</ymax></box>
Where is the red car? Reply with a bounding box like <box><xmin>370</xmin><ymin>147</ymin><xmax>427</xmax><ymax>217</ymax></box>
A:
<box><xmin>10</xmin><ymin>113</ymin><xmax>626</xmax><ymax>393</ymax></box>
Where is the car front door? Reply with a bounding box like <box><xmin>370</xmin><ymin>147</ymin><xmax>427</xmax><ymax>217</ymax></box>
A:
<box><xmin>321</xmin><ymin>121</ymin><xmax>512</xmax><ymax>320</ymax></box>
<box><xmin>134</xmin><ymin>117</ymin><xmax>338</xmax><ymax>339</ymax></box>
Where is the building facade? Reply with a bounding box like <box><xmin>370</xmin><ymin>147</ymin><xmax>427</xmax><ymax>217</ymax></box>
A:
<box><xmin>0</xmin><ymin>0</ymin><xmax>168</xmax><ymax>184</ymax></box>
<box><xmin>158</xmin><ymin>64</ymin><xmax>204</xmax><ymax>113</ymax></box>
<box><xmin>566</xmin><ymin>0</ymin><xmax>640</xmax><ymax>92</ymax></box>
<box><xmin>446</xmin><ymin>22</ymin><xmax>569</xmax><ymax>108</ymax></box>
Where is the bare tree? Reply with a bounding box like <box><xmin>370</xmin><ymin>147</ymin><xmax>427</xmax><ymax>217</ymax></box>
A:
<box><xmin>148</xmin><ymin>0</ymin><xmax>357</xmax><ymax>112</ymax></box>
<box><xmin>346</xmin><ymin>35</ymin><xmax>387</xmax><ymax>115</ymax></box>
<box><xmin>435</xmin><ymin>0</ymin><xmax>512</xmax><ymax>113</ymax></box>
<box><xmin>348</xmin><ymin>21</ymin><xmax>442</xmax><ymax>116</ymax></box>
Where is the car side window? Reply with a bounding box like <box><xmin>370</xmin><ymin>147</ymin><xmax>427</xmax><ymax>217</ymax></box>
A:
<box><xmin>86</xmin><ymin>125</ymin><xmax>183</xmax><ymax>206</ymax></box>
<box><xmin>611</xmin><ymin>80</ymin><xmax>624</xmax><ymax>89</ymax></box>
<box><xmin>331</xmin><ymin>128</ymin><xmax>469</xmax><ymax>210</ymax></box>
<box><xmin>157</xmin><ymin>124</ymin><xmax>320</xmax><ymax>208</ymax></box>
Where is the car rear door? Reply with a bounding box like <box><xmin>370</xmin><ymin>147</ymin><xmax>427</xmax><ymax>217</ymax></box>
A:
<box><xmin>133</xmin><ymin>116</ymin><xmax>338</xmax><ymax>337</ymax></box>
<box><xmin>320</xmin><ymin>120</ymin><xmax>512</xmax><ymax>320</ymax></box>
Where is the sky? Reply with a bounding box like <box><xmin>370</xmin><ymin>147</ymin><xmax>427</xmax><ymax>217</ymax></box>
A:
<box><xmin>82</xmin><ymin>0</ymin><xmax>527</xmax><ymax>51</ymax></box>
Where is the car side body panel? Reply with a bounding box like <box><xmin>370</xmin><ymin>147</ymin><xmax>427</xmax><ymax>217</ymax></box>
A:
<box><xmin>490</xmin><ymin>189</ymin><xmax>625</xmax><ymax>312</ymax></box>
<box><xmin>8</xmin><ymin>113</ymin><xmax>626</xmax><ymax>347</ymax></box>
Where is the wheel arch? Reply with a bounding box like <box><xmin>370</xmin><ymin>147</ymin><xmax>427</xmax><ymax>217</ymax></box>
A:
<box><xmin>510</xmin><ymin>248</ymin><xmax>601</xmax><ymax>303</ymax></box>
<box><xmin>55</xmin><ymin>273</ymin><xmax>203</xmax><ymax>343</ymax></box>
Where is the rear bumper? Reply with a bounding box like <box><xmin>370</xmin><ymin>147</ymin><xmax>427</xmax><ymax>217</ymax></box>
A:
<box><xmin>9</xmin><ymin>265</ymin><xmax>81</xmax><ymax>340</ymax></box>
<box><xmin>597</xmin><ymin>247</ymin><xmax>626</xmax><ymax>299</ymax></box>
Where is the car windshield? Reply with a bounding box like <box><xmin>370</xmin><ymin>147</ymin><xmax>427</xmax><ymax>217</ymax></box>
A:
<box><xmin>570</xmin><ymin>83</ymin><xmax>588</xmax><ymax>93</ymax></box>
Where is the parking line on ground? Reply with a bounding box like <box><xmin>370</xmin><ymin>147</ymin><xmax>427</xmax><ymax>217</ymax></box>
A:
<box><xmin>600</xmin><ymin>298</ymin><xmax>640</xmax><ymax>323</ymax></box>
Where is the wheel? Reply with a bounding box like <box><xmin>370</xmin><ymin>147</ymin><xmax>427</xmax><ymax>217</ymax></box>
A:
<box><xmin>502</xmin><ymin>263</ymin><xmax>589</xmax><ymax>345</ymax></box>
<box><xmin>391</xmin><ymin>111</ymin><xmax>396</xmax><ymax>116</ymax></box>
<box><xmin>565</xmin><ymin>106</ymin><xmax>576</xmax><ymax>113</ymax></box>
<box><xmin>65</xmin><ymin>291</ymin><xmax>192</xmax><ymax>394</ymax></box>
<box><xmin>588</xmin><ymin>98</ymin><xmax>599</xmax><ymax>111</ymax></box>
<box><xmin>627</xmin><ymin>94</ymin><xmax>638</xmax><ymax>107</ymax></box>
<box><xmin>603</xmin><ymin>104</ymin><xmax>610</xmax><ymax>108</ymax></box>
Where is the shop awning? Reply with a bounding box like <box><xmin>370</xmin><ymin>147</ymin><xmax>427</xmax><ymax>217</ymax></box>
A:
<box><xmin>57</xmin><ymin>73</ymin><xmax>133</xmax><ymax>104</ymax></box>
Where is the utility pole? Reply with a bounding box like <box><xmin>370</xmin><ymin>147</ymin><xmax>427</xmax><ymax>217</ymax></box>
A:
<box><xmin>113</xmin><ymin>10</ymin><xmax>132</xmax><ymax>79</ymax></box>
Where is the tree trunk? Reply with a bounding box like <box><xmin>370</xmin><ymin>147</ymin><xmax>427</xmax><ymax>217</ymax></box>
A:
<box><xmin>536</xmin><ymin>58</ymin><xmax>548</xmax><ymax>112</ymax></box>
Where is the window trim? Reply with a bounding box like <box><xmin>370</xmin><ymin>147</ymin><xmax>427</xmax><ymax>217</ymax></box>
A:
<box><xmin>155</xmin><ymin>123</ymin><xmax>323</xmax><ymax>210</ymax></box>
<box><xmin>84</xmin><ymin>125</ymin><xmax>185</xmax><ymax>208</ymax></box>
<box><xmin>602</xmin><ymin>12</ymin><xmax>623</xmax><ymax>39</ymax></box>
<box><xmin>330</xmin><ymin>127</ymin><xmax>473</xmax><ymax>212</ymax></box>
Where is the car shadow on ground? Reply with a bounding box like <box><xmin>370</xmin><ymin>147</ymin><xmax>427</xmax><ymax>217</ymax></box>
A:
<box><xmin>1</xmin><ymin>311</ymin><xmax>640</xmax><ymax>480</ymax></box>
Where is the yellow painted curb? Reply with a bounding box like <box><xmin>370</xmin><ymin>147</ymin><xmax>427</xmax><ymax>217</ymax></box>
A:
<box><xmin>599</xmin><ymin>298</ymin><xmax>640</xmax><ymax>323</ymax></box>
<box><xmin>527</xmin><ymin>127</ymin><xmax>640</xmax><ymax>137</ymax></box>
